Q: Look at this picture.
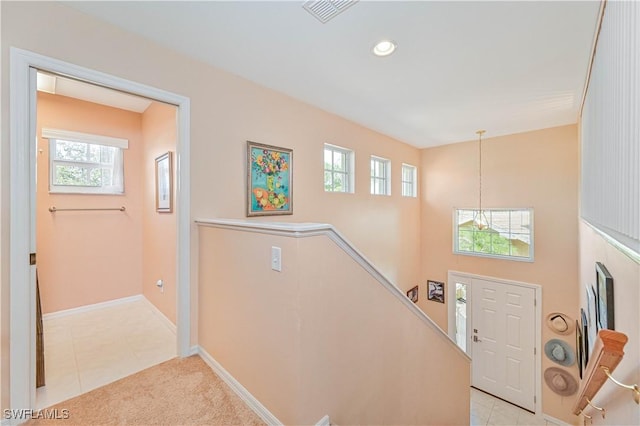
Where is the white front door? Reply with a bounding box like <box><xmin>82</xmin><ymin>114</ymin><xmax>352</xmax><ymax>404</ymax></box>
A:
<box><xmin>472</xmin><ymin>278</ymin><xmax>536</xmax><ymax>411</ymax></box>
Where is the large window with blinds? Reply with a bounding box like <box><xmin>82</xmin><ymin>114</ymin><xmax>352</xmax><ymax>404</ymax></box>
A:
<box><xmin>581</xmin><ymin>1</ymin><xmax>639</xmax><ymax>256</ymax></box>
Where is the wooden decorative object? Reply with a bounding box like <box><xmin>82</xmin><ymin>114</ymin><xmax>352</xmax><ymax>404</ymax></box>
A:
<box><xmin>572</xmin><ymin>329</ymin><xmax>628</xmax><ymax>415</ymax></box>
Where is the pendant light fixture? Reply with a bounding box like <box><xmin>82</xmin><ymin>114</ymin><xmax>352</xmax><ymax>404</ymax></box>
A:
<box><xmin>475</xmin><ymin>130</ymin><xmax>490</xmax><ymax>230</ymax></box>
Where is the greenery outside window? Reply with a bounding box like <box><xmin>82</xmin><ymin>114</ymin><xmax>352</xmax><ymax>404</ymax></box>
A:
<box><xmin>44</xmin><ymin>128</ymin><xmax>128</xmax><ymax>194</ymax></box>
<box><xmin>324</xmin><ymin>144</ymin><xmax>354</xmax><ymax>193</ymax></box>
<box><xmin>454</xmin><ymin>208</ymin><xmax>534</xmax><ymax>261</ymax></box>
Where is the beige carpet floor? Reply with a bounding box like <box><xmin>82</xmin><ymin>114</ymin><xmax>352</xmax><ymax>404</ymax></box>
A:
<box><xmin>27</xmin><ymin>355</ymin><xmax>266</xmax><ymax>425</ymax></box>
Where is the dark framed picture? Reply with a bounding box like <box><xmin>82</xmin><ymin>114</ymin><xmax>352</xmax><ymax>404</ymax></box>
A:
<box><xmin>427</xmin><ymin>280</ymin><xmax>445</xmax><ymax>303</ymax></box>
<box><xmin>595</xmin><ymin>262</ymin><xmax>614</xmax><ymax>330</ymax></box>
<box><xmin>247</xmin><ymin>141</ymin><xmax>292</xmax><ymax>216</ymax></box>
<box><xmin>586</xmin><ymin>284</ymin><xmax>598</xmax><ymax>346</ymax></box>
<box><xmin>580</xmin><ymin>308</ymin><xmax>589</xmax><ymax>369</ymax></box>
<box><xmin>407</xmin><ymin>286</ymin><xmax>419</xmax><ymax>303</ymax></box>
<box><xmin>575</xmin><ymin>320</ymin><xmax>583</xmax><ymax>379</ymax></box>
<box><xmin>155</xmin><ymin>151</ymin><xmax>173</xmax><ymax>213</ymax></box>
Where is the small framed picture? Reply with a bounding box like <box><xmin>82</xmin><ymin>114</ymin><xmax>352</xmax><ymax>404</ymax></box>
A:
<box><xmin>595</xmin><ymin>262</ymin><xmax>614</xmax><ymax>330</ymax></box>
<box><xmin>586</xmin><ymin>284</ymin><xmax>597</xmax><ymax>349</ymax></box>
<box><xmin>427</xmin><ymin>280</ymin><xmax>445</xmax><ymax>303</ymax></box>
<box><xmin>580</xmin><ymin>308</ymin><xmax>589</xmax><ymax>369</ymax></box>
<box><xmin>407</xmin><ymin>286</ymin><xmax>419</xmax><ymax>303</ymax></box>
<box><xmin>575</xmin><ymin>320</ymin><xmax>583</xmax><ymax>379</ymax></box>
<box><xmin>155</xmin><ymin>151</ymin><xmax>173</xmax><ymax>213</ymax></box>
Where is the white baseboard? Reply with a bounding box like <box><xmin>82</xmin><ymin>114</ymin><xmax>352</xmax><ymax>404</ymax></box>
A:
<box><xmin>543</xmin><ymin>414</ymin><xmax>571</xmax><ymax>426</ymax></box>
<box><xmin>140</xmin><ymin>296</ymin><xmax>177</xmax><ymax>334</ymax></box>
<box><xmin>43</xmin><ymin>294</ymin><xmax>143</xmax><ymax>320</ymax></box>
<box><xmin>196</xmin><ymin>346</ymin><xmax>282</xmax><ymax>426</ymax></box>
<box><xmin>315</xmin><ymin>414</ymin><xmax>330</xmax><ymax>426</ymax></box>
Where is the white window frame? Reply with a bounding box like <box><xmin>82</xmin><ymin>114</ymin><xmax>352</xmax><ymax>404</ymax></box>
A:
<box><xmin>401</xmin><ymin>163</ymin><xmax>417</xmax><ymax>197</ymax></box>
<box><xmin>324</xmin><ymin>143</ymin><xmax>354</xmax><ymax>193</ymax></box>
<box><xmin>453</xmin><ymin>208</ymin><xmax>534</xmax><ymax>262</ymax></box>
<box><xmin>43</xmin><ymin>128</ymin><xmax>127</xmax><ymax>194</ymax></box>
<box><xmin>370</xmin><ymin>155</ymin><xmax>391</xmax><ymax>196</ymax></box>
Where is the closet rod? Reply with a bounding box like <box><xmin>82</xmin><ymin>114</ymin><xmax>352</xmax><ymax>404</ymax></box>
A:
<box><xmin>48</xmin><ymin>206</ymin><xmax>126</xmax><ymax>213</ymax></box>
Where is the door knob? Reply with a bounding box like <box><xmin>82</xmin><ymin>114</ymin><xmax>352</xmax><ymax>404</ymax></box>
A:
<box><xmin>473</xmin><ymin>335</ymin><xmax>482</xmax><ymax>342</ymax></box>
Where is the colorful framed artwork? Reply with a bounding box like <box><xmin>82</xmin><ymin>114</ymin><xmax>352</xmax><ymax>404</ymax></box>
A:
<box><xmin>407</xmin><ymin>286</ymin><xmax>419</xmax><ymax>303</ymax></box>
<box><xmin>247</xmin><ymin>141</ymin><xmax>293</xmax><ymax>216</ymax></box>
<box><xmin>427</xmin><ymin>280</ymin><xmax>445</xmax><ymax>303</ymax></box>
<box><xmin>595</xmin><ymin>262</ymin><xmax>614</xmax><ymax>330</ymax></box>
<box><xmin>155</xmin><ymin>151</ymin><xmax>173</xmax><ymax>213</ymax></box>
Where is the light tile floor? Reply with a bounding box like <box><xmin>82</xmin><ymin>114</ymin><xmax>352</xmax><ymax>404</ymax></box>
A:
<box><xmin>471</xmin><ymin>388</ymin><xmax>557</xmax><ymax>426</ymax></box>
<box><xmin>36</xmin><ymin>298</ymin><xmax>176</xmax><ymax>409</ymax></box>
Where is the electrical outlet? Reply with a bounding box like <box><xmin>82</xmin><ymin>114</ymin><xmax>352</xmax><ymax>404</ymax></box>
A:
<box><xmin>271</xmin><ymin>246</ymin><xmax>282</xmax><ymax>272</ymax></box>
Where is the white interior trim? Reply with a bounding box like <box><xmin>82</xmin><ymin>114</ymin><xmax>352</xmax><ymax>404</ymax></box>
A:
<box><xmin>195</xmin><ymin>218</ymin><xmax>470</xmax><ymax>362</ymax></box>
<box><xmin>447</xmin><ymin>270</ymin><xmax>543</xmax><ymax>416</ymax></box>
<box><xmin>543</xmin><ymin>414</ymin><xmax>571</xmax><ymax>426</ymax></box>
<box><xmin>42</xmin><ymin>127</ymin><xmax>129</xmax><ymax>149</ymax></box>
<box><xmin>42</xmin><ymin>295</ymin><xmax>143</xmax><ymax>320</ymax></box>
<box><xmin>42</xmin><ymin>294</ymin><xmax>177</xmax><ymax>335</ymax></box>
<box><xmin>582</xmin><ymin>219</ymin><xmax>640</xmax><ymax>264</ymax></box>
<box><xmin>315</xmin><ymin>415</ymin><xmax>331</xmax><ymax>426</ymax></box>
<box><xmin>141</xmin><ymin>296</ymin><xmax>177</xmax><ymax>335</ymax></box>
<box><xmin>197</xmin><ymin>346</ymin><xmax>282</xmax><ymax>426</ymax></box>
<box><xmin>8</xmin><ymin>47</ymin><xmax>191</xmax><ymax>412</ymax></box>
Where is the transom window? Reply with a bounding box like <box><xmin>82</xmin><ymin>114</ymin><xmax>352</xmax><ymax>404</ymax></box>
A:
<box><xmin>44</xmin><ymin>128</ymin><xmax>127</xmax><ymax>194</ymax></box>
<box><xmin>401</xmin><ymin>163</ymin><xmax>417</xmax><ymax>197</ymax></box>
<box><xmin>324</xmin><ymin>144</ymin><xmax>354</xmax><ymax>193</ymax></box>
<box><xmin>454</xmin><ymin>208</ymin><xmax>534</xmax><ymax>261</ymax></box>
<box><xmin>370</xmin><ymin>156</ymin><xmax>391</xmax><ymax>195</ymax></box>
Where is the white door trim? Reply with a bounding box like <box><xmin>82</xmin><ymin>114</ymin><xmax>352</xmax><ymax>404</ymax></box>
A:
<box><xmin>8</xmin><ymin>47</ymin><xmax>192</xmax><ymax>412</ymax></box>
<box><xmin>447</xmin><ymin>270</ymin><xmax>542</xmax><ymax>415</ymax></box>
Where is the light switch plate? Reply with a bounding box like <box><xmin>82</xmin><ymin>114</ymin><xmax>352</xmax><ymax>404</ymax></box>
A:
<box><xmin>271</xmin><ymin>246</ymin><xmax>282</xmax><ymax>272</ymax></box>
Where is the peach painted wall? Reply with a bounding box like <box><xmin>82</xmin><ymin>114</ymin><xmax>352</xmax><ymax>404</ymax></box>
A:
<box><xmin>36</xmin><ymin>92</ymin><xmax>143</xmax><ymax>313</ymax></box>
<box><xmin>142</xmin><ymin>102</ymin><xmax>177</xmax><ymax>324</ymax></box>
<box><xmin>419</xmin><ymin>125</ymin><xmax>580</xmax><ymax>423</ymax></box>
<box><xmin>0</xmin><ymin>3</ymin><xmax>422</xmax><ymax>312</ymax></box>
<box><xmin>198</xmin><ymin>225</ymin><xmax>470</xmax><ymax>425</ymax></box>
<box><xmin>577</xmin><ymin>222</ymin><xmax>639</xmax><ymax>426</ymax></box>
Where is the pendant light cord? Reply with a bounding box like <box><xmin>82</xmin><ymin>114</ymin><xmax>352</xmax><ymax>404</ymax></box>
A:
<box><xmin>477</xmin><ymin>130</ymin><xmax>486</xmax><ymax>216</ymax></box>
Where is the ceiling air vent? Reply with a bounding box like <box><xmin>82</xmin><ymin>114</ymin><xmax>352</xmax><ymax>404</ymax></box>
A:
<box><xmin>302</xmin><ymin>0</ymin><xmax>359</xmax><ymax>24</ymax></box>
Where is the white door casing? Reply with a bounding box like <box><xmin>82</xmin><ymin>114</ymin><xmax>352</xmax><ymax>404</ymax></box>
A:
<box><xmin>447</xmin><ymin>271</ymin><xmax>541</xmax><ymax>414</ymax></box>
<box><xmin>8</xmin><ymin>47</ymin><xmax>192</xmax><ymax>413</ymax></box>
<box><xmin>472</xmin><ymin>278</ymin><xmax>535</xmax><ymax>411</ymax></box>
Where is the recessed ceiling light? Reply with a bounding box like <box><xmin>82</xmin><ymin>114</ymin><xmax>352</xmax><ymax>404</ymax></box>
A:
<box><xmin>373</xmin><ymin>40</ymin><xmax>397</xmax><ymax>57</ymax></box>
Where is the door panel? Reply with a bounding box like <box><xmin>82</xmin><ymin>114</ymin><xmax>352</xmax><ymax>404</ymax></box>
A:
<box><xmin>472</xmin><ymin>279</ymin><xmax>535</xmax><ymax>411</ymax></box>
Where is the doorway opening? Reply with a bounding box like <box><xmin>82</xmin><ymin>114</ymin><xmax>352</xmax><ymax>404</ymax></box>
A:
<box><xmin>448</xmin><ymin>271</ymin><xmax>542</xmax><ymax>414</ymax></box>
<box><xmin>9</xmin><ymin>47</ymin><xmax>191</xmax><ymax>412</ymax></box>
<box><xmin>34</xmin><ymin>71</ymin><xmax>180</xmax><ymax>408</ymax></box>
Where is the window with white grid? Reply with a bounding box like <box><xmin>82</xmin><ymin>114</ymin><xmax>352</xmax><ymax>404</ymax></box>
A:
<box><xmin>43</xmin><ymin>129</ymin><xmax>128</xmax><ymax>195</ymax></box>
<box><xmin>324</xmin><ymin>144</ymin><xmax>354</xmax><ymax>193</ymax></box>
<box><xmin>402</xmin><ymin>163</ymin><xmax>417</xmax><ymax>197</ymax></box>
<box><xmin>370</xmin><ymin>156</ymin><xmax>390</xmax><ymax>196</ymax></box>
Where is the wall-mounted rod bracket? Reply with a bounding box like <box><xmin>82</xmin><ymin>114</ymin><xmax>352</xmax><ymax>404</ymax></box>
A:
<box><xmin>601</xmin><ymin>366</ymin><xmax>640</xmax><ymax>404</ymax></box>
<box><xmin>585</xmin><ymin>398</ymin><xmax>605</xmax><ymax>419</ymax></box>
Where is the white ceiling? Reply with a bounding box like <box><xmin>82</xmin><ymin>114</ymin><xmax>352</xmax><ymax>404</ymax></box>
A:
<box><xmin>37</xmin><ymin>72</ymin><xmax>153</xmax><ymax>113</ymax></box>
<box><xmin>65</xmin><ymin>1</ymin><xmax>600</xmax><ymax>148</ymax></box>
